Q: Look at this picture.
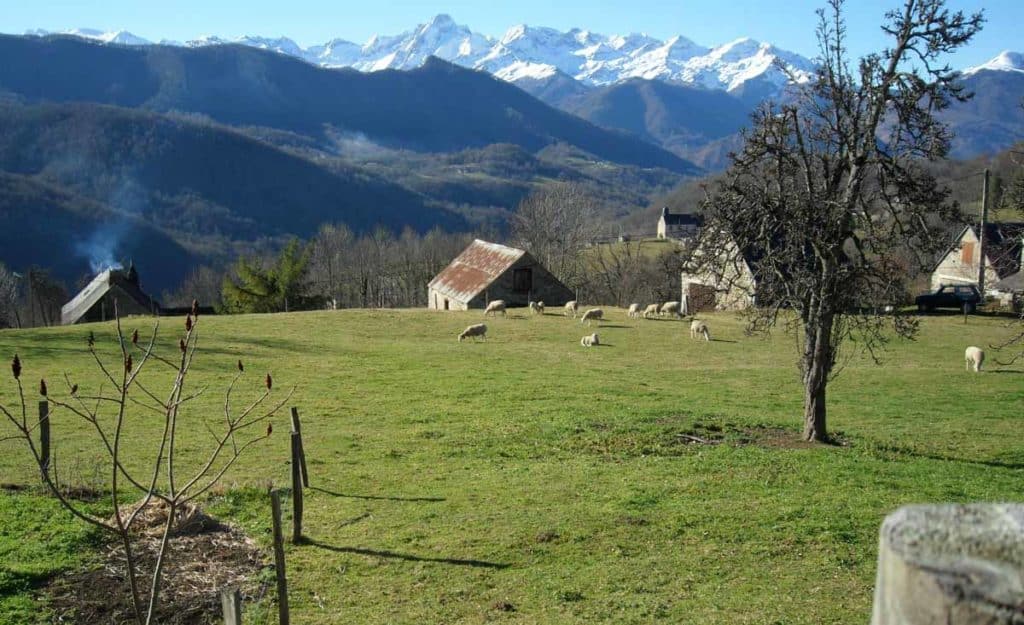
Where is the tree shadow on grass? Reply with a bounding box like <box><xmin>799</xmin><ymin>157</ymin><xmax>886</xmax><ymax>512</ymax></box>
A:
<box><xmin>309</xmin><ymin>486</ymin><xmax>445</xmax><ymax>502</ymax></box>
<box><xmin>305</xmin><ymin>538</ymin><xmax>509</xmax><ymax>569</ymax></box>
<box><xmin>867</xmin><ymin>443</ymin><xmax>1024</xmax><ymax>470</ymax></box>
<box><xmin>596</xmin><ymin>324</ymin><xmax>631</xmax><ymax>329</ymax></box>
<box><xmin>709</xmin><ymin>338</ymin><xmax>739</xmax><ymax>343</ymax></box>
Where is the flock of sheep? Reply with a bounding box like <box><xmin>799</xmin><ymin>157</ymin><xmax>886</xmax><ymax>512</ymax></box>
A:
<box><xmin>458</xmin><ymin>299</ymin><xmax>987</xmax><ymax>373</ymax></box>
<box><xmin>456</xmin><ymin>299</ymin><xmax>712</xmax><ymax>346</ymax></box>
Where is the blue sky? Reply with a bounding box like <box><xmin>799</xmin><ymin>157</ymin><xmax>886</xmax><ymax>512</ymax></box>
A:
<box><xmin>1</xmin><ymin>0</ymin><xmax>1017</xmax><ymax>68</ymax></box>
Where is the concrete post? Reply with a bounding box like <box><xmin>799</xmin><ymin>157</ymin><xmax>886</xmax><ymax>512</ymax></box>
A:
<box><xmin>871</xmin><ymin>504</ymin><xmax>1024</xmax><ymax>625</ymax></box>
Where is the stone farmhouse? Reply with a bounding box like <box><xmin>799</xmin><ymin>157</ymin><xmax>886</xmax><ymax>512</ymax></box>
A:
<box><xmin>427</xmin><ymin>239</ymin><xmax>574</xmax><ymax>311</ymax></box>
<box><xmin>929</xmin><ymin>223</ymin><xmax>1024</xmax><ymax>296</ymax></box>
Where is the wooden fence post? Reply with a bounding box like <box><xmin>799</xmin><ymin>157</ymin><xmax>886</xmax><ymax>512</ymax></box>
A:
<box><xmin>38</xmin><ymin>401</ymin><xmax>50</xmax><ymax>479</ymax></box>
<box><xmin>289</xmin><ymin>407</ymin><xmax>309</xmax><ymax>487</ymax></box>
<box><xmin>290</xmin><ymin>434</ymin><xmax>304</xmax><ymax>544</ymax></box>
<box><xmin>221</xmin><ymin>587</ymin><xmax>242</xmax><ymax>625</ymax></box>
<box><xmin>270</xmin><ymin>490</ymin><xmax>290</xmax><ymax>625</ymax></box>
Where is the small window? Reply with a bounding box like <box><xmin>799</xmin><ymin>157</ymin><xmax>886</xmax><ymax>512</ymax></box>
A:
<box><xmin>961</xmin><ymin>242</ymin><xmax>975</xmax><ymax>263</ymax></box>
<box><xmin>513</xmin><ymin>268</ymin><xmax>532</xmax><ymax>293</ymax></box>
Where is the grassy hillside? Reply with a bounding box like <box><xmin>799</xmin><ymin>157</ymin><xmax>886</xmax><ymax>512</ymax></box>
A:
<box><xmin>0</xmin><ymin>309</ymin><xmax>1021</xmax><ymax>623</ymax></box>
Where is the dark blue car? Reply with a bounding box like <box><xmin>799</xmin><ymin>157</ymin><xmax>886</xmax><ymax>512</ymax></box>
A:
<box><xmin>915</xmin><ymin>284</ymin><xmax>982</xmax><ymax>313</ymax></box>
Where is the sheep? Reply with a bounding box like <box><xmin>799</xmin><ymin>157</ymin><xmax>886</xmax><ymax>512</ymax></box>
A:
<box><xmin>458</xmin><ymin>323</ymin><xmax>487</xmax><ymax>342</ymax></box>
<box><xmin>484</xmin><ymin>300</ymin><xmax>507</xmax><ymax>317</ymax></box>
<box><xmin>580</xmin><ymin>332</ymin><xmax>600</xmax><ymax>348</ymax></box>
<box><xmin>642</xmin><ymin>303</ymin><xmax>660</xmax><ymax>319</ymax></box>
<box><xmin>689</xmin><ymin>319</ymin><xmax>710</xmax><ymax>341</ymax></box>
<box><xmin>660</xmin><ymin>301</ymin><xmax>683</xmax><ymax>319</ymax></box>
<box><xmin>580</xmin><ymin>308</ymin><xmax>604</xmax><ymax>326</ymax></box>
<box><xmin>965</xmin><ymin>346</ymin><xmax>984</xmax><ymax>372</ymax></box>
<box><xmin>529</xmin><ymin>301</ymin><xmax>545</xmax><ymax>315</ymax></box>
<box><xmin>627</xmin><ymin>303</ymin><xmax>640</xmax><ymax>318</ymax></box>
<box><xmin>564</xmin><ymin>300</ymin><xmax>579</xmax><ymax>318</ymax></box>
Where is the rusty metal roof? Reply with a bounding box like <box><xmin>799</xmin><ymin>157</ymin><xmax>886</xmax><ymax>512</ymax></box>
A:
<box><xmin>428</xmin><ymin>239</ymin><xmax>526</xmax><ymax>303</ymax></box>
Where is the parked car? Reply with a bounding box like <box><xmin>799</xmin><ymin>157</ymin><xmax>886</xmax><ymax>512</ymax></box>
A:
<box><xmin>915</xmin><ymin>284</ymin><xmax>982</xmax><ymax>313</ymax></box>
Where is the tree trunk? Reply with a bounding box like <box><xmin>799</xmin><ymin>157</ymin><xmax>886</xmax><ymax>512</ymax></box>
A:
<box><xmin>801</xmin><ymin>314</ymin><xmax>833</xmax><ymax>442</ymax></box>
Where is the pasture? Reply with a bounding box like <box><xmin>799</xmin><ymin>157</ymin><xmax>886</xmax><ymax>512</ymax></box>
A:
<box><xmin>0</xmin><ymin>308</ymin><xmax>1022</xmax><ymax>624</ymax></box>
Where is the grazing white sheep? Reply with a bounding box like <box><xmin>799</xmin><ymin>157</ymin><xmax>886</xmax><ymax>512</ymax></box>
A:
<box><xmin>580</xmin><ymin>332</ymin><xmax>600</xmax><ymax>347</ymax></box>
<box><xmin>484</xmin><ymin>300</ymin><xmax>507</xmax><ymax>317</ymax></box>
<box><xmin>642</xmin><ymin>303</ymin><xmax>660</xmax><ymax>319</ymax></box>
<box><xmin>627</xmin><ymin>303</ymin><xmax>640</xmax><ymax>318</ymax></box>
<box><xmin>458</xmin><ymin>323</ymin><xmax>487</xmax><ymax>342</ymax></box>
<box><xmin>564</xmin><ymin>300</ymin><xmax>579</xmax><ymax>318</ymax></box>
<box><xmin>660</xmin><ymin>301</ymin><xmax>683</xmax><ymax>318</ymax></box>
<box><xmin>580</xmin><ymin>308</ymin><xmax>604</xmax><ymax>326</ymax></box>
<box><xmin>529</xmin><ymin>301</ymin><xmax>545</xmax><ymax>315</ymax></box>
<box><xmin>689</xmin><ymin>319</ymin><xmax>710</xmax><ymax>341</ymax></box>
<box><xmin>965</xmin><ymin>346</ymin><xmax>984</xmax><ymax>372</ymax></box>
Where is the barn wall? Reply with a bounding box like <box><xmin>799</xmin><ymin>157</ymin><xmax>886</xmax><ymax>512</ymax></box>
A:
<box><xmin>680</xmin><ymin>258</ymin><xmax>755</xmax><ymax>313</ymax></box>
<box><xmin>427</xmin><ymin>288</ymin><xmax>468</xmax><ymax>311</ymax></box>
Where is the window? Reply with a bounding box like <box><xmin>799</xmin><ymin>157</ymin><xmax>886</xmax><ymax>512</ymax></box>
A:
<box><xmin>961</xmin><ymin>242</ymin><xmax>975</xmax><ymax>263</ymax></box>
<box><xmin>513</xmin><ymin>268</ymin><xmax>532</xmax><ymax>293</ymax></box>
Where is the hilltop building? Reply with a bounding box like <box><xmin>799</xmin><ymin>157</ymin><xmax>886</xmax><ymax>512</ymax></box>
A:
<box><xmin>427</xmin><ymin>239</ymin><xmax>573</xmax><ymax>311</ymax></box>
<box><xmin>656</xmin><ymin>207</ymin><xmax>702</xmax><ymax>240</ymax></box>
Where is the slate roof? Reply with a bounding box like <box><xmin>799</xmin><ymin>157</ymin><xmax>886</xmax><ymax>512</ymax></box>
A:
<box><xmin>660</xmin><ymin>206</ymin><xmax>703</xmax><ymax>227</ymax></box>
<box><xmin>992</xmin><ymin>270</ymin><xmax>1024</xmax><ymax>293</ymax></box>
<box><xmin>61</xmin><ymin>267</ymin><xmax>156</xmax><ymax>325</ymax></box>
<box><xmin>427</xmin><ymin>240</ymin><xmax>526</xmax><ymax>304</ymax></box>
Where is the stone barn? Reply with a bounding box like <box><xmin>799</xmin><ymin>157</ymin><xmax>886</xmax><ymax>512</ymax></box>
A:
<box><xmin>427</xmin><ymin>239</ymin><xmax>574</xmax><ymax>311</ymax></box>
<box><xmin>679</xmin><ymin>237</ymin><xmax>757</xmax><ymax>314</ymax></box>
<box><xmin>61</xmin><ymin>264</ymin><xmax>159</xmax><ymax>325</ymax></box>
<box><xmin>929</xmin><ymin>223</ymin><xmax>1024</xmax><ymax>293</ymax></box>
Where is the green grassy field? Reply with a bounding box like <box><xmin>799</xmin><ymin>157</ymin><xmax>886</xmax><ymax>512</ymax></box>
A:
<box><xmin>0</xmin><ymin>308</ymin><xmax>1022</xmax><ymax>624</ymax></box>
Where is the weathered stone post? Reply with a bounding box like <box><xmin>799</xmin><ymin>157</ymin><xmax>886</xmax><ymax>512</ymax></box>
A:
<box><xmin>871</xmin><ymin>504</ymin><xmax>1024</xmax><ymax>625</ymax></box>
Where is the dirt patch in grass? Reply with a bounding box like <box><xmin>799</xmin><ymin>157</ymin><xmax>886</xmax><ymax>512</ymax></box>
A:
<box><xmin>567</xmin><ymin>418</ymin><xmax>841</xmax><ymax>457</ymax></box>
<box><xmin>46</xmin><ymin>500</ymin><xmax>269</xmax><ymax>624</ymax></box>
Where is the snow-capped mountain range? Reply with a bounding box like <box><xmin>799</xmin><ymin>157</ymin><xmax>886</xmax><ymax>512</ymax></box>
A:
<box><xmin>27</xmin><ymin>15</ymin><xmax>818</xmax><ymax>94</ymax></box>
<box><xmin>25</xmin><ymin>17</ymin><xmax>1021</xmax><ymax>97</ymax></box>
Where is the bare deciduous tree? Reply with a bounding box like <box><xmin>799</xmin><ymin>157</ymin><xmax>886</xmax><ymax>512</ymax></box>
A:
<box><xmin>583</xmin><ymin>241</ymin><xmax>685</xmax><ymax>307</ymax></box>
<box><xmin>307</xmin><ymin>224</ymin><xmax>471</xmax><ymax>309</ymax></box>
<box><xmin>0</xmin><ymin>304</ymin><xmax>292</xmax><ymax>624</ymax></box>
<box><xmin>692</xmin><ymin>0</ymin><xmax>983</xmax><ymax>441</ymax></box>
<box><xmin>0</xmin><ymin>262</ymin><xmax>19</xmax><ymax>329</ymax></box>
<box><xmin>511</xmin><ymin>184</ymin><xmax>603</xmax><ymax>291</ymax></box>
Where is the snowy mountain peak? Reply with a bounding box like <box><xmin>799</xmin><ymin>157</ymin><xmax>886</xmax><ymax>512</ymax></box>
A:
<box><xmin>426</xmin><ymin>14</ymin><xmax>456</xmax><ymax>28</ymax></box>
<box><xmin>964</xmin><ymin>51</ymin><xmax>1024</xmax><ymax>75</ymax></box>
